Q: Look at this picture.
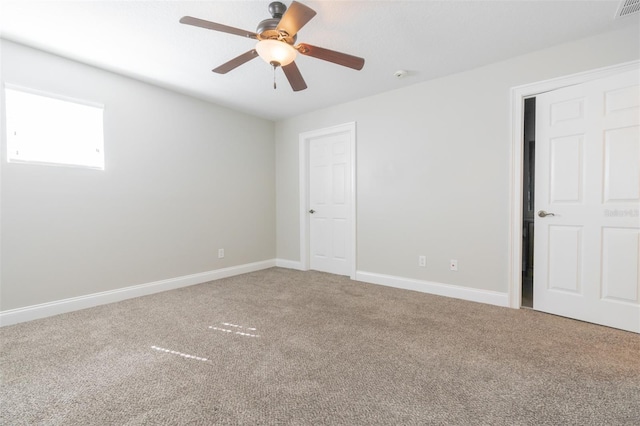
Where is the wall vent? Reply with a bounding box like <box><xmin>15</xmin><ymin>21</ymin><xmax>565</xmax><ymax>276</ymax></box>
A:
<box><xmin>616</xmin><ymin>0</ymin><xmax>640</xmax><ymax>18</ymax></box>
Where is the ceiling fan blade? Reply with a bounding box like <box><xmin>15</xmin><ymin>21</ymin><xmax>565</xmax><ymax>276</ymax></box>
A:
<box><xmin>180</xmin><ymin>16</ymin><xmax>258</xmax><ymax>39</ymax></box>
<box><xmin>282</xmin><ymin>61</ymin><xmax>307</xmax><ymax>92</ymax></box>
<box><xmin>276</xmin><ymin>1</ymin><xmax>316</xmax><ymax>38</ymax></box>
<box><xmin>297</xmin><ymin>43</ymin><xmax>364</xmax><ymax>70</ymax></box>
<box><xmin>213</xmin><ymin>50</ymin><xmax>259</xmax><ymax>74</ymax></box>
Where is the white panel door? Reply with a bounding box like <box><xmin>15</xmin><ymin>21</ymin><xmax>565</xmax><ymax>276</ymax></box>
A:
<box><xmin>309</xmin><ymin>131</ymin><xmax>352</xmax><ymax>276</ymax></box>
<box><xmin>534</xmin><ymin>68</ymin><xmax>640</xmax><ymax>333</ymax></box>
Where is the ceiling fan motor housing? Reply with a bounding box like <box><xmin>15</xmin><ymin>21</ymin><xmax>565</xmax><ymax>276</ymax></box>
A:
<box><xmin>256</xmin><ymin>2</ymin><xmax>296</xmax><ymax>44</ymax></box>
<box><xmin>268</xmin><ymin>2</ymin><xmax>287</xmax><ymax>18</ymax></box>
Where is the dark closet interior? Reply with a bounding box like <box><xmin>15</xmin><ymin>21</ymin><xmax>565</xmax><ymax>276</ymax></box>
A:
<box><xmin>522</xmin><ymin>97</ymin><xmax>536</xmax><ymax>308</ymax></box>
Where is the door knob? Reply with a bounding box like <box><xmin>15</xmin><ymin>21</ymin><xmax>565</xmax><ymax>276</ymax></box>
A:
<box><xmin>538</xmin><ymin>210</ymin><xmax>555</xmax><ymax>217</ymax></box>
<box><xmin>309</xmin><ymin>209</ymin><xmax>316</xmax><ymax>214</ymax></box>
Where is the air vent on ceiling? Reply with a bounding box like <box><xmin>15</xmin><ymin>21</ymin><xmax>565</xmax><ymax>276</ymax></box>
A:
<box><xmin>616</xmin><ymin>0</ymin><xmax>640</xmax><ymax>18</ymax></box>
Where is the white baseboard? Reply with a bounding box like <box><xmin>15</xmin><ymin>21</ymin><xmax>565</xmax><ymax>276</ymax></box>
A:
<box><xmin>275</xmin><ymin>259</ymin><xmax>305</xmax><ymax>270</ymax></box>
<box><xmin>1</xmin><ymin>262</ymin><xmax>509</xmax><ymax>327</ymax></box>
<box><xmin>355</xmin><ymin>270</ymin><xmax>510</xmax><ymax>307</ymax></box>
<box><xmin>0</xmin><ymin>259</ymin><xmax>276</xmax><ymax>327</ymax></box>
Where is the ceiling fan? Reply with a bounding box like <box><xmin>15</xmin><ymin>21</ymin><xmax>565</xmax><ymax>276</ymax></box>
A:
<box><xmin>180</xmin><ymin>1</ymin><xmax>365</xmax><ymax>91</ymax></box>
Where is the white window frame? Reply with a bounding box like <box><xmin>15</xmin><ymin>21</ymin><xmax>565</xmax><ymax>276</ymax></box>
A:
<box><xmin>4</xmin><ymin>84</ymin><xmax>105</xmax><ymax>170</ymax></box>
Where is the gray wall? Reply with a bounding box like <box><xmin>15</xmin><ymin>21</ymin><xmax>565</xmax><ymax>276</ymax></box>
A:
<box><xmin>2</xmin><ymin>23</ymin><xmax>638</xmax><ymax>312</ymax></box>
<box><xmin>1</xmin><ymin>40</ymin><xmax>275</xmax><ymax>311</ymax></box>
<box><xmin>275</xmin><ymin>25</ymin><xmax>640</xmax><ymax>294</ymax></box>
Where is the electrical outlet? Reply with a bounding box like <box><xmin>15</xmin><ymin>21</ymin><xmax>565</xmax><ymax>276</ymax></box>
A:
<box><xmin>450</xmin><ymin>259</ymin><xmax>458</xmax><ymax>271</ymax></box>
<box><xmin>218</xmin><ymin>248</ymin><xmax>225</xmax><ymax>259</ymax></box>
<box><xmin>418</xmin><ymin>255</ymin><xmax>426</xmax><ymax>267</ymax></box>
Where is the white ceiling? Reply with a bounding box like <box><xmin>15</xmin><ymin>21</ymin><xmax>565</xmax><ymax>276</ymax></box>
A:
<box><xmin>0</xmin><ymin>1</ymin><xmax>637</xmax><ymax>121</ymax></box>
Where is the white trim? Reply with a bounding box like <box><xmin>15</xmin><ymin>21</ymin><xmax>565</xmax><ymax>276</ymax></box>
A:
<box><xmin>0</xmin><ymin>260</ymin><xmax>275</xmax><ymax>327</ymax></box>
<box><xmin>299</xmin><ymin>122</ymin><xmax>357</xmax><ymax>279</ymax></box>
<box><xmin>3</xmin><ymin>82</ymin><xmax>105</xmax><ymax>109</ymax></box>
<box><xmin>508</xmin><ymin>60</ymin><xmax>640</xmax><ymax>309</ymax></box>
<box><xmin>275</xmin><ymin>258</ymin><xmax>304</xmax><ymax>270</ymax></box>
<box><xmin>356</xmin><ymin>271</ymin><xmax>509</xmax><ymax>307</ymax></box>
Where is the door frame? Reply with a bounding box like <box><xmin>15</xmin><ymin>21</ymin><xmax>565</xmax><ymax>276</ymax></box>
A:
<box><xmin>508</xmin><ymin>60</ymin><xmax>639</xmax><ymax>309</ymax></box>
<box><xmin>299</xmin><ymin>122</ymin><xmax>357</xmax><ymax>279</ymax></box>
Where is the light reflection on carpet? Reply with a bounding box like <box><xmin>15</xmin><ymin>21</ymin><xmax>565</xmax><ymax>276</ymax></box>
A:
<box><xmin>151</xmin><ymin>345</ymin><xmax>209</xmax><ymax>362</ymax></box>
<box><xmin>209</xmin><ymin>322</ymin><xmax>260</xmax><ymax>338</ymax></box>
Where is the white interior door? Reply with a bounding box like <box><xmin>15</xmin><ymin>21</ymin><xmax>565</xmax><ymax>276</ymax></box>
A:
<box><xmin>534</xmin><ymin>68</ymin><xmax>640</xmax><ymax>333</ymax></box>
<box><xmin>308</xmin><ymin>130</ymin><xmax>352</xmax><ymax>276</ymax></box>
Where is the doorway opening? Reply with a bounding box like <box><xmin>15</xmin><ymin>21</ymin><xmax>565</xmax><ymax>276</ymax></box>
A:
<box><xmin>521</xmin><ymin>97</ymin><xmax>536</xmax><ymax>308</ymax></box>
<box><xmin>509</xmin><ymin>60</ymin><xmax>639</xmax><ymax>314</ymax></box>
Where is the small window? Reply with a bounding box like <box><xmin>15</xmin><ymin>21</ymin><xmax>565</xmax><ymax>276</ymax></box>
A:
<box><xmin>4</xmin><ymin>86</ymin><xmax>104</xmax><ymax>169</ymax></box>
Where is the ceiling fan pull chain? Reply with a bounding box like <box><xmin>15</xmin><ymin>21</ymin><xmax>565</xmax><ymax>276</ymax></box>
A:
<box><xmin>273</xmin><ymin>65</ymin><xmax>277</xmax><ymax>89</ymax></box>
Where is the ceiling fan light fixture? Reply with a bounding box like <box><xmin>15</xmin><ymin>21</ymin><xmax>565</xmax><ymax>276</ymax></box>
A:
<box><xmin>256</xmin><ymin>39</ymin><xmax>297</xmax><ymax>67</ymax></box>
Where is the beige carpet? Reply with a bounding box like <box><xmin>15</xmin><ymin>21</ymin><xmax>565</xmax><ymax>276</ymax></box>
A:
<box><xmin>1</xmin><ymin>268</ymin><xmax>639</xmax><ymax>425</ymax></box>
